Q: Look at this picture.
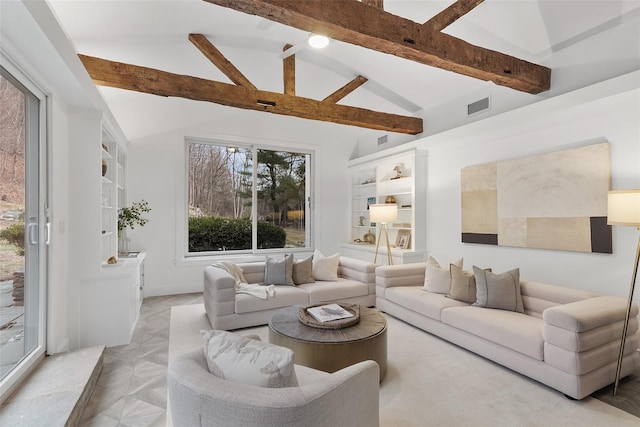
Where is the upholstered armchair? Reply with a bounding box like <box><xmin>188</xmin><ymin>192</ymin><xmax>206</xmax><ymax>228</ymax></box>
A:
<box><xmin>167</xmin><ymin>348</ymin><xmax>380</xmax><ymax>427</ymax></box>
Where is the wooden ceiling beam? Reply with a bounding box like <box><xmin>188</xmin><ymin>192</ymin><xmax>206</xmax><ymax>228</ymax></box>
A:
<box><xmin>203</xmin><ymin>0</ymin><xmax>550</xmax><ymax>94</ymax></box>
<box><xmin>424</xmin><ymin>0</ymin><xmax>485</xmax><ymax>31</ymax></box>
<box><xmin>78</xmin><ymin>54</ymin><xmax>423</xmax><ymax>135</ymax></box>
<box><xmin>188</xmin><ymin>33</ymin><xmax>257</xmax><ymax>90</ymax></box>
<box><xmin>362</xmin><ymin>0</ymin><xmax>384</xmax><ymax>9</ymax></box>
<box><xmin>323</xmin><ymin>75</ymin><xmax>368</xmax><ymax>103</ymax></box>
<box><xmin>283</xmin><ymin>44</ymin><xmax>295</xmax><ymax>96</ymax></box>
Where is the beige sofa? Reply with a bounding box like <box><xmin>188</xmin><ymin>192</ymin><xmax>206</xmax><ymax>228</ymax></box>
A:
<box><xmin>375</xmin><ymin>262</ymin><xmax>640</xmax><ymax>400</ymax></box>
<box><xmin>204</xmin><ymin>256</ymin><xmax>376</xmax><ymax>330</ymax></box>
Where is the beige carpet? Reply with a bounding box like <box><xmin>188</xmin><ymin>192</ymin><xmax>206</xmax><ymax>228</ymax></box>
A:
<box><xmin>169</xmin><ymin>304</ymin><xmax>640</xmax><ymax>427</ymax></box>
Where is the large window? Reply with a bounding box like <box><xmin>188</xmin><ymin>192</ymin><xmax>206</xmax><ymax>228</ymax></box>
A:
<box><xmin>187</xmin><ymin>141</ymin><xmax>311</xmax><ymax>255</ymax></box>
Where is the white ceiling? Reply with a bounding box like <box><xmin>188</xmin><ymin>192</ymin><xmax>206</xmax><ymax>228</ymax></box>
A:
<box><xmin>47</xmin><ymin>0</ymin><xmax>640</xmax><ymax>143</ymax></box>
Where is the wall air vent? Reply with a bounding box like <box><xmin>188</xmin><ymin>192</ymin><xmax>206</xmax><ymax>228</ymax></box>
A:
<box><xmin>377</xmin><ymin>135</ymin><xmax>388</xmax><ymax>145</ymax></box>
<box><xmin>467</xmin><ymin>97</ymin><xmax>490</xmax><ymax>116</ymax></box>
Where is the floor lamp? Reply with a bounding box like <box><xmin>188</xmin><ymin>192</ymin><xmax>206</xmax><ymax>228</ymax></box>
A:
<box><xmin>607</xmin><ymin>189</ymin><xmax>640</xmax><ymax>395</ymax></box>
<box><xmin>370</xmin><ymin>204</ymin><xmax>398</xmax><ymax>265</ymax></box>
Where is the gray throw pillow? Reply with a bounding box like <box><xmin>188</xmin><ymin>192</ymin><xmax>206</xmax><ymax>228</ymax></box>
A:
<box><xmin>264</xmin><ymin>254</ymin><xmax>294</xmax><ymax>286</ymax></box>
<box><xmin>292</xmin><ymin>255</ymin><xmax>314</xmax><ymax>285</ymax></box>
<box><xmin>472</xmin><ymin>266</ymin><xmax>524</xmax><ymax>313</ymax></box>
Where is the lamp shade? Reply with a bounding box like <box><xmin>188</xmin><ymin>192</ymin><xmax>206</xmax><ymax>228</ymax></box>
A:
<box><xmin>608</xmin><ymin>190</ymin><xmax>640</xmax><ymax>226</ymax></box>
<box><xmin>370</xmin><ymin>204</ymin><xmax>398</xmax><ymax>223</ymax></box>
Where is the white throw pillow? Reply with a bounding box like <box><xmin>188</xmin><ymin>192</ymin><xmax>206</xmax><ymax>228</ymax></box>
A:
<box><xmin>423</xmin><ymin>256</ymin><xmax>463</xmax><ymax>294</ymax></box>
<box><xmin>202</xmin><ymin>330</ymin><xmax>298</xmax><ymax>388</ymax></box>
<box><xmin>312</xmin><ymin>249</ymin><xmax>340</xmax><ymax>281</ymax></box>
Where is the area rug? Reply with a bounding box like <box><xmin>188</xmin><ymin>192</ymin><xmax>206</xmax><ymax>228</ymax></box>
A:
<box><xmin>169</xmin><ymin>304</ymin><xmax>640</xmax><ymax>427</ymax></box>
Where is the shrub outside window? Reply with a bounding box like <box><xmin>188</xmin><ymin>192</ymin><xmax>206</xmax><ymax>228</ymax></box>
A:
<box><xmin>187</xmin><ymin>141</ymin><xmax>310</xmax><ymax>254</ymax></box>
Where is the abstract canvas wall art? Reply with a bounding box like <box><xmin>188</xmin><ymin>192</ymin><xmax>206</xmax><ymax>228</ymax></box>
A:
<box><xmin>461</xmin><ymin>142</ymin><xmax>612</xmax><ymax>253</ymax></box>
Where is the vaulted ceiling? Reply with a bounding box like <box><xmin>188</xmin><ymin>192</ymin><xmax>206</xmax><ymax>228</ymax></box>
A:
<box><xmin>48</xmin><ymin>0</ymin><xmax>640</xmax><ymax>143</ymax></box>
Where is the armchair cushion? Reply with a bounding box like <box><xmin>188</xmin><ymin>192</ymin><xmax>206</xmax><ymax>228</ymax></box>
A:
<box><xmin>202</xmin><ymin>330</ymin><xmax>298</xmax><ymax>388</ymax></box>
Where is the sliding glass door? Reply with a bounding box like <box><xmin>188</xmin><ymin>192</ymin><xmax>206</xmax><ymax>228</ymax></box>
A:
<box><xmin>0</xmin><ymin>65</ymin><xmax>47</xmax><ymax>399</ymax></box>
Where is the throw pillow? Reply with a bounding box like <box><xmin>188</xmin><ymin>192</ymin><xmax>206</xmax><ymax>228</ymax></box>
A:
<box><xmin>312</xmin><ymin>249</ymin><xmax>340</xmax><ymax>281</ymax></box>
<box><xmin>202</xmin><ymin>330</ymin><xmax>298</xmax><ymax>388</ymax></box>
<box><xmin>264</xmin><ymin>254</ymin><xmax>294</xmax><ymax>286</ymax></box>
<box><xmin>292</xmin><ymin>255</ymin><xmax>314</xmax><ymax>284</ymax></box>
<box><xmin>472</xmin><ymin>266</ymin><xmax>524</xmax><ymax>313</ymax></box>
<box><xmin>446</xmin><ymin>264</ymin><xmax>477</xmax><ymax>304</ymax></box>
<box><xmin>423</xmin><ymin>256</ymin><xmax>463</xmax><ymax>294</ymax></box>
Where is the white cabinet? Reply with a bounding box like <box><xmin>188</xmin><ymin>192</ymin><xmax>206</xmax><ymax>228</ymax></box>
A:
<box><xmin>78</xmin><ymin>253</ymin><xmax>146</xmax><ymax>348</ymax></box>
<box><xmin>342</xmin><ymin>146</ymin><xmax>427</xmax><ymax>264</ymax></box>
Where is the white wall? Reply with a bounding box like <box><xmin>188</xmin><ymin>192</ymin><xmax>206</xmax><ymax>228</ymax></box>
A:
<box><xmin>417</xmin><ymin>72</ymin><xmax>640</xmax><ymax>299</ymax></box>
<box><xmin>127</xmin><ymin>110</ymin><xmax>358</xmax><ymax>296</ymax></box>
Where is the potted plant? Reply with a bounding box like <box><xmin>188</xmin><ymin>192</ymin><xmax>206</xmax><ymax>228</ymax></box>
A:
<box><xmin>118</xmin><ymin>200</ymin><xmax>151</xmax><ymax>254</ymax></box>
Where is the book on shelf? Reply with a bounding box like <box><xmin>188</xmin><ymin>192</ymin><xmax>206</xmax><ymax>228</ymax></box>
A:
<box><xmin>306</xmin><ymin>303</ymin><xmax>354</xmax><ymax>323</ymax></box>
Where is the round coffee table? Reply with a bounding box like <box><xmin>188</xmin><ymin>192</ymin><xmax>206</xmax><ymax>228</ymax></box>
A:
<box><xmin>268</xmin><ymin>304</ymin><xmax>387</xmax><ymax>380</ymax></box>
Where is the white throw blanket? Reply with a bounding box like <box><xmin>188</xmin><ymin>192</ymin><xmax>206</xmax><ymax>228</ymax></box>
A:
<box><xmin>211</xmin><ymin>261</ymin><xmax>275</xmax><ymax>300</ymax></box>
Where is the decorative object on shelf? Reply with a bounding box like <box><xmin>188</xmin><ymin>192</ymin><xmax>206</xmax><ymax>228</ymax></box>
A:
<box><xmin>363</xmin><ymin>230</ymin><xmax>375</xmax><ymax>244</ymax></box>
<box><xmin>118</xmin><ymin>200</ymin><xmax>151</xmax><ymax>254</ymax></box>
<box><xmin>361</xmin><ymin>178</ymin><xmax>375</xmax><ymax>185</ymax></box>
<box><xmin>107</xmin><ymin>255</ymin><xmax>117</xmax><ymax>265</ymax></box>
<box><xmin>396</xmin><ymin>229</ymin><xmax>411</xmax><ymax>249</ymax></box>
<box><xmin>370</xmin><ymin>204</ymin><xmax>398</xmax><ymax>265</ymax></box>
<box><xmin>391</xmin><ymin>164</ymin><xmax>404</xmax><ymax>180</ymax></box>
<box><xmin>359</xmin><ymin>215</ymin><xmax>365</xmax><ymax>226</ymax></box>
<box><xmin>385</xmin><ymin>195</ymin><xmax>396</xmax><ymax>204</ymax></box>
<box><xmin>607</xmin><ymin>189</ymin><xmax>640</xmax><ymax>395</ymax></box>
<box><xmin>102</xmin><ymin>159</ymin><xmax>107</xmax><ymax>177</ymax></box>
<box><xmin>102</xmin><ymin>143</ymin><xmax>108</xmax><ymax>153</ymax></box>
<box><xmin>366</xmin><ymin>196</ymin><xmax>376</xmax><ymax>209</ymax></box>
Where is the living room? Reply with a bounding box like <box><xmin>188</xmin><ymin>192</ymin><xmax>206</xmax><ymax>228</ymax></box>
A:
<box><xmin>1</xmin><ymin>0</ymin><xmax>640</xmax><ymax>424</ymax></box>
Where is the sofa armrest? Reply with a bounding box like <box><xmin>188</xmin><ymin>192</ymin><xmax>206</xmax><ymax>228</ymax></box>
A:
<box><xmin>375</xmin><ymin>262</ymin><xmax>426</xmax><ymax>288</ymax></box>
<box><xmin>543</xmin><ymin>296</ymin><xmax>638</xmax><ymax>332</ymax></box>
<box><xmin>338</xmin><ymin>256</ymin><xmax>377</xmax><ymax>283</ymax></box>
<box><xmin>203</xmin><ymin>266</ymin><xmax>237</xmax><ymax>325</ymax></box>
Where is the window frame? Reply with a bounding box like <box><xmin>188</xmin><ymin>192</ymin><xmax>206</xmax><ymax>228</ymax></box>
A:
<box><xmin>179</xmin><ymin>136</ymin><xmax>314</xmax><ymax>261</ymax></box>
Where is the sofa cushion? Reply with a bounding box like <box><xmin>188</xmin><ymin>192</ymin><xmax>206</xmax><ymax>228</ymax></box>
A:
<box><xmin>423</xmin><ymin>256</ymin><xmax>463</xmax><ymax>294</ymax></box>
<box><xmin>298</xmin><ymin>279</ymin><xmax>369</xmax><ymax>304</ymax></box>
<box><xmin>473</xmin><ymin>267</ymin><xmax>524</xmax><ymax>313</ymax></box>
<box><xmin>293</xmin><ymin>255</ymin><xmax>314</xmax><ymax>285</ymax></box>
<box><xmin>235</xmin><ymin>286</ymin><xmax>309</xmax><ymax>314</ymax></box>
<box><xmin>387</xmin><ymin>286</ymin><xmax>469</xmax><ymax>321</ymax></box>
<box><xmin>446</xmin><ymin>264</ymin><xmax>484</xmax><ymax>304</ymax></box>
<box><xmin>265</xmin><ymin>254</ymin><xmax>294</xmax><ymax>286</ymax></box>
<box><xmin>442</xmin><ymin>306</ymin><xmax>544</xmax><ymax>360</ymax></box>
<box><xmin>312</xmin><ymin>250</ymin><xmax>340</xmax><ymax>281</ymax></box>
<box><xmin>202</xmin><ymin>330</ymin><xmax>298</xmax><ymax>388</ymax></box>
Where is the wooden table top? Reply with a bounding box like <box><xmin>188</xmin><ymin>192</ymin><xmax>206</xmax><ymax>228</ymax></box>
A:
<box><xmin>269</xmin><ymin>305</ymin><xmax>386</xmax><ymax>344</ymax></box>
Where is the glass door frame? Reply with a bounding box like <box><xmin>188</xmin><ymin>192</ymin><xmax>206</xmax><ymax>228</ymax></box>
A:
<box><xmin>0</xmin><ymin>54</ymin><xmax>48</xmax><ymax>403</ymax></box>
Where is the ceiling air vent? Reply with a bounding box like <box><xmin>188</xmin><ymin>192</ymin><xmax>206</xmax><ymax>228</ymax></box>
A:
<box><xmin>377</xmin><ymin>135</ymin><xmax>388</xmax><ymax>145</ymax></box>
<box><xmin>467</xmin><ymin>97</ymin><xmax>490</xmax><ymax>116</ymax></box>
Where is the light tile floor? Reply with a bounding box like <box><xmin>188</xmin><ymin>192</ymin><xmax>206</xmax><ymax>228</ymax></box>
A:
<box><xmin>81</xmin><ymin>293</ymin><xmax>640</xmax><ymax>425</ymax></box>
<box><xmin>80</xmin><ymin>293</ymin><xmax>203</xmax><ymax>426</ymax></box>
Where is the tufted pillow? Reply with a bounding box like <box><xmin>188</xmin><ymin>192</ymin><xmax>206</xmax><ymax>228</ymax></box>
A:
<box><xmin>292</xmin><ymin>255</ymin><xmax>314</xmax><ymax>284</ymax></box>
<box><xmin>312</xmin><ymin>249</ymin><xmax>340</xmax><ymax>281</ymax></box>
<box><xmin>202</xmin><ymin>330</ymin><xmax>298</xmax><ymax>388</ymax></box>
<box><xmin>423</xmin><ymin>256</ymin><xmax>463</xmax><ymax>294</ymax></box>
<box><xmin>473</xmin><ymin>266</ymin><xmax>524</xmax><ymax>313</ymax></box>
<box><xmin>264</xmin><ymin>254</ymin><xmax>294</xmax><ymax>286</ymax></box>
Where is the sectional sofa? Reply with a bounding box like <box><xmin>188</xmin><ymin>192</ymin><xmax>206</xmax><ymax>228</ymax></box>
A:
<box><xmin>204</xmin><ymin>254</ymin><xmax>376</xmax><ymax>330</ymax></box>
<box><xmin>374</xmin><ymin>260</ymin><xmax>640</xmax><ymax>400</ymax></box>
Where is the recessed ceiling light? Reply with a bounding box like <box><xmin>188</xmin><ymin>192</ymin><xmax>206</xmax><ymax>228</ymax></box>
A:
<box><xmin>308</xmin><ymin>34</ymin><xmax>330</xmax><ymax>49</ymax></box>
